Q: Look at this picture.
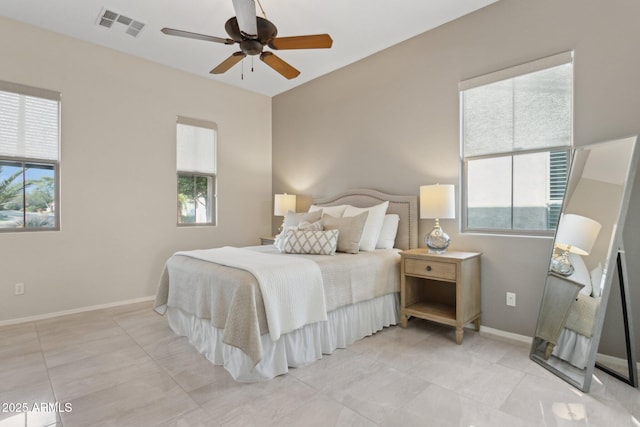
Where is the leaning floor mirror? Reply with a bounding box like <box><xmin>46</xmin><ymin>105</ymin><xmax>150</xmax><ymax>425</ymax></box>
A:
<box><xmin>530</xmin><ymin>135</ymin><xmax>639</xmax><ymax>392</ymax></box>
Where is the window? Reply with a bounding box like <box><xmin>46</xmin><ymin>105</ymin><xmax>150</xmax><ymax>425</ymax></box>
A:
<box><xmin>176</xmin><ymin>117</ymin><xmax>217</xmax><ymax>225</ymax></box>
<box><xmin>460</xmin><ymin>52</ymin><xmax>573</xmax><ymax>234</ymax></box>
<box><xmin>0</xmin><ymin>81</ymin><xmax>60</xmax><ymax>232</ymax></box>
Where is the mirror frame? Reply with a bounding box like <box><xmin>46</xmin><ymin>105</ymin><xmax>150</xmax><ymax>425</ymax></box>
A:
<box><xmin>530</xmin><ymin>135</ymin><xmax>639</xmax><ymax>392</ymax></box>
<box><xmin>595</xmin><ymin>246</ymin><xmax>638</xmax><ymax>387</ymax></box>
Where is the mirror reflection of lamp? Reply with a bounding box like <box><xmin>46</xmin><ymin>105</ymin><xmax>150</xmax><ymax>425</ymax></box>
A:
<box><xmin>551</xmin><ymin>213</ymin><xmax>601</xmax><ymax>276</ymax></box>
<box><xmin>274</xmin><ymin>193</ymin><xmax>296</xmax><ymax>233</ymax></box>
<box><xmin>420</xmin><ymin>184</ymin><xmax>455</xmax><ymax>254</ymax></box>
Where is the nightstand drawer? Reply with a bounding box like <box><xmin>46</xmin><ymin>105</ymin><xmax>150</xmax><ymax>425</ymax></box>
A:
<box><xmin>404</xmin><ymin>258</ymin><xmax>456</xmax><ymax>281</ymax></box>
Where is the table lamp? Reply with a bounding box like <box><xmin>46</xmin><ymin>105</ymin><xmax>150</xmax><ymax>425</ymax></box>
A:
<box><xmin>420</xmin><ymin>184</ymin><xmax>455</xmax><ymax>253</ymax></box>
<box><xmin>274</xmin><ymin>193</ymin><xmax>296</xmax><ymax>232</ymax></box>
<box><xmin>551</xmin><ymin>213</ymin><xmax>601</xmax><ymax>276</ymax></box>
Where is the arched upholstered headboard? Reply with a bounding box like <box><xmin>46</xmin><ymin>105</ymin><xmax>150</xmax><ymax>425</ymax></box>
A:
<box><xmin>313</xmin><ymin>188</ymin><xmax>418</xmax><ymax>250</ymax></box>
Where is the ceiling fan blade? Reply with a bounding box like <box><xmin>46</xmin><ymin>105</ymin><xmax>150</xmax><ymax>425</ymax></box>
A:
<box><xmin>232</xmin><ymin>0</ymin><xmax>258</xmax><ymax>38</ymax></box>
<box><xmin>161</xmin><ymin>27</ymin><xmax>235</xmax><ymax>45</ymax></box>
<box><xmin>210</xmin><ymin>52</ymin><xmax>246</xmax><ymax>74</ymax></box>
<box><xmin>260</xmin><ymin>52</ymin><xmax>300</xmax><ymax>79</ymax></box>
<box><xmin>269</xmin><ymin>34</ymin><xmax>333</xmax><ymax>50</ymax></box>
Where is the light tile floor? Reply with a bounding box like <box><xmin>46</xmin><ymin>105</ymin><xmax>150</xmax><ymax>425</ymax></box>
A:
<box><xmin>1</xmin><ymin>301</ymin><xmax>638</xmax><ymax>426</ymax></box>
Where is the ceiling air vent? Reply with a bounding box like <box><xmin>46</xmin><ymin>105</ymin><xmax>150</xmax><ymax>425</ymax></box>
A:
<box><xmin>97</xmin><ymin>8</ymin><xmax>145</xmax><ymax>37</ymax></box>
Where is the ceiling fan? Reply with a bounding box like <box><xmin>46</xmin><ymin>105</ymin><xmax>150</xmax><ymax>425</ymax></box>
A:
<box><xmin>161</xmin><ymin>0</ymin><xmax>333</xmax><ymax>79</ymax></box>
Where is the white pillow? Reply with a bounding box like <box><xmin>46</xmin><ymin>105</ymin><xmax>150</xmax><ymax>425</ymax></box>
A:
<box><xmin>308</xmin><ymin>204</ymin><xmax>348</xmax><ymax>218</ymax></box>
<box><xmin>376</xmin><ymin>214</ymin><xmax>400</xmax><ymax>249</ymax></box>
<box><xmin>343</xmin><ymin>201</ymin><xmax>389</xmax><ymax>252</ymax></box>
<box><xmin>568</xmin><ymin>253</ymin><xmax>592</xmax><ymax>296</ymax></box>
<box><xmin>283</xmin><ymin>210</ymin><xmax>322</xmax><ymax>229</ymax></box>
<box><xmin>590</xmin><ymin>263</ymin><xmax>603</xmax><ymax>297</ymax></box>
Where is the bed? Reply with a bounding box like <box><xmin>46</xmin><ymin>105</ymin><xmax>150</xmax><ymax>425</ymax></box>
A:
<box><xmin>535</xmin><ymin>253</ymin><xmax>603</xmax><ymax>369</ymax></box>
<box><xmin>154</xmin><ymin>189</ymin><xmax>418</xmax><ymax>381</ymax></box>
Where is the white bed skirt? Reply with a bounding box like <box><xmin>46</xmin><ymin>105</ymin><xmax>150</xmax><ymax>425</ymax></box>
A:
<box><xmin>552</xmin><ymin>328</ymin><xmax>592</xmax><ymax>369</ymax></box>
<box><xmin>167</xmin><ymin>293</ymin><xmax>400</xmax><ymax>382</ymax></box>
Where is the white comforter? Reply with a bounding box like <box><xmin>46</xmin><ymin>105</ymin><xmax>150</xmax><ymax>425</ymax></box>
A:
<box><xmin>175</xmin><ymin>247</ymin><xmax>327</xmax><ymax>341</ymax></box>
<box><xmin>155</xmin><ymin>247</ymin><xmax>401</xmax><ymax>365</ymax></box>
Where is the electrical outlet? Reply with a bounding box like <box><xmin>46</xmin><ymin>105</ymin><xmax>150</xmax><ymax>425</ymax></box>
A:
<box><xmin>15</xmin><ymin>283</ymin><xmax>25</xmax><ymax>295</ymax></box>
<box><xmin>506</xmin><ymin>292</ymin><xmax>516</xmax><ymax>307</ymax></box>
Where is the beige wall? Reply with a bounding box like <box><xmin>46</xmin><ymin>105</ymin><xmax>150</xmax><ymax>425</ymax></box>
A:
<box><xmin>273</xmin><ymin>0</ymin><xmax>640</xmax><ymax>352</ymax></box>
<box><xmin>0</xmin><ymin>16</ymin><xmax>272</xmax><ymax>323</ymax></box>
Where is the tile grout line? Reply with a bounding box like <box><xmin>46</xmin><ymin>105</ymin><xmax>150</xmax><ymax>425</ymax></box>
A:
<box><xmin>112</xmin><ymin>310</ymin><xmax>206</xmax><ymax>423</ymax></box>
<box><xmin>34</xmin><ymin>320</ymin><xmax>65</xmax><ymax>427</ymax></box>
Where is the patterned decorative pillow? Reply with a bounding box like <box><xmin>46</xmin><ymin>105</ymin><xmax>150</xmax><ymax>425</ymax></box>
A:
<box><xmin>283</xmin><ymin>229</ymin><xmax>339</xmax><ymax>255</ymax></box>
<box><xmin>274</xmin><ymin>220</ymin><xmax>324</xmax><ymax>252</ymax></box>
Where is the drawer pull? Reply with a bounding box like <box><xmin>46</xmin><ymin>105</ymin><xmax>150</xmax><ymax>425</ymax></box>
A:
<box><xmin>426</xmin><ymin>265</ymin><xmax>432</xmax><ymax>271</ymax></box>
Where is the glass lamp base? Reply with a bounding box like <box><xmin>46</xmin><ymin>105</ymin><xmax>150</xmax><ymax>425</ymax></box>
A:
<box><xmin>551</xmin><ymin>250</ymin><xmax>574</xmax><ymax>276</ymax></box>
<box><xmin>426</xmin><ymin>224</ymin><xmax>450</xmax><ymax>254</ymax></box>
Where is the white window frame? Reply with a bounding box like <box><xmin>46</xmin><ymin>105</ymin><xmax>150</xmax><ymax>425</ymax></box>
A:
<box><xmin>0</xmin><ymin>80</ymin><xmax>61</xmax><ymax>232</ymax></box>
<box><xmin>459</xmin><ymin>51</ymin><xmax>573</xmax><ymax>236</ymax></box>
<box><xmin>176</xmin><ymin>116</ymin><xmax>217</xmax><ymax>226</ymax></box>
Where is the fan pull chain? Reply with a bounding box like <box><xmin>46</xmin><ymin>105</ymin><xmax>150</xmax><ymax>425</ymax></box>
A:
<box><xmin>251</xmin><ymin>56</ymin><xmax>254</xmax><ymax>73</ymax></box>
<box><xmin>241</xmin><ymin>58</ymin><xmax>244</xmax><ymax>80</ymax></box>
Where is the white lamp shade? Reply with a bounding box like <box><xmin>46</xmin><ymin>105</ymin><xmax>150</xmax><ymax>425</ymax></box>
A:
<box><xmin>420</xmin><ymin>184</ymin><xmax>455</xmax><ymax>219</ymax></box>
<box><xmin>274</xmin><ymin>193</ymin><xmax>296</xmax><ymax>216</ymax></box>
<box><xmin>555</xmin><ymin>213</ymin><xmax>602</xmax><ymax>255</ymax></box>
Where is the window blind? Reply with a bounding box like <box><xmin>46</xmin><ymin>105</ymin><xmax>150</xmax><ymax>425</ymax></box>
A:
<box><xmin>176</xmin><ymin>118</ymin><xmax>217</xmax><ymax>174</ymax></box>
<box><xmin>0</xmin><ymin>82</ymin><xmax>60</xmax><ymax>161</ymax></box>
<box><xmin>549</xmin><ymin>151</ymin><xmax>568</xmax><ymax>200</ymax></box>
<box><xmin>461</xmin><ymin>51</ymin><xmax>573</xmax><ymax>158</ymax></box>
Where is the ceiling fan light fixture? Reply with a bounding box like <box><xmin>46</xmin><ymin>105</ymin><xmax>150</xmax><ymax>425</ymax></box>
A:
<box><xmin>161</xmin><ymin>0</ymin><xmax>331</xmax><ymax>79</ymax></box>
<box><xmin>240</xmin><ymin>39</ymin><xmax>264</xmax><ymax>55</ymax></box>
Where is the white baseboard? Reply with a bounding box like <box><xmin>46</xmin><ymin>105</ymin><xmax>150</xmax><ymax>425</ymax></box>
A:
<box><xmin>478</xmin><ymin>326</ymin><xmax>640</xmax><ymax>371</ymax></box>
<box><xmin>479</xmin><ymin>325</ymin><xmax>533</xmax><ymax>344</ymax></box>
<box><xmin>0</xmin><ymin>295</ymin><xmax>155</xmax><ymax>327</ymax></box>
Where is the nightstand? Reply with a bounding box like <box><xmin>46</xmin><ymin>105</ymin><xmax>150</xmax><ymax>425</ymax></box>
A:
<box><xmin>400</xmin><ymin>248</ymin><xmax>481</xmax><ymax>344</ymax></box>
<box><xmin>260</xmin><ymin>236</ymin><xmax>276</xmax><ymax>245</ymax></box>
